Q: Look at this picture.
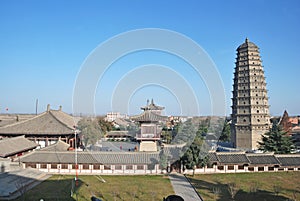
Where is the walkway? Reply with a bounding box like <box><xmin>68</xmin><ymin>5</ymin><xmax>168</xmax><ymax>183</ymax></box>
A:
<box><xmin>169</xmin><ymin>173</ymin><xmax>203</xmax><ymax>201</ymax></box>
<box><xmin>0</xmin><ymin>168</ymin><xmax>51</xmax><ymax>200</ymax></box>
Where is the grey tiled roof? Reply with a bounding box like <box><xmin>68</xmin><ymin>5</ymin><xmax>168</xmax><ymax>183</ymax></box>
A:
<box><xmin>247</xmin><ymin>154</ymin><xmax>280</xmax><ymax>165</ymax></box>
<box><xmin>20</xmin><ymin>151</ymin><xmax>160</xmax><ymax>165</ymax></box>
<box><xmin>275</xmin><ymin>155</ymin><xmax>300</xmax><ymax>166</ymax></box>
<box><xmin>237</xmin><ymin>38</ymin><xmax>258</xmax><ymax>50</ymax></box>
<box><xmin>216</xmin><ymin>153</ymin><xmax>250</xmax><ymax>164</ymax></box>
<box><xmin>207</xmin><ymin>152</ymin><xmax>218</xmax><ymax>162</ymax></box>
<box><xmin>39</xmin><ymin>140</ymin><xmax>70</xmax><ymax>152</ymax></box>
<box><xmin>207</xmin><ymin>152</ymin><xmax>300</xmax><ymax>167</ymax></box>
<box><xmin>0</xmin><ymin>110</ymin><xmax>76</xmax><ymax>135</ymax></box>
<box><xmin>131</xmin><ymin>110</ymin><xmax>167</xmax><ymax>122</ymax></box>
<box><xmin>162</xmin><ymin>144</ymin><xmax>185</xmax><ymax>162</ymax></box>
<box><xmin>0</xmin><ymin>136</ymin><xmax>38</xmax><ymax>157</ymax></box>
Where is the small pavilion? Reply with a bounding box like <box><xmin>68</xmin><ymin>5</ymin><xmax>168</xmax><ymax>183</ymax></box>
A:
<box><xmin>131</xmin><ymin>99</ymin><xmax>167</xmax><ymax>151</ymax></box>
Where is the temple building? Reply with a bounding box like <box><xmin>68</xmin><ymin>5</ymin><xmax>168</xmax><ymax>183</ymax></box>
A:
<box><xmin>0</xmin><ymin>105</ymin><xmax>79</xmax><ymax>148</ymax></box>
<box><xmin>231</xmin><ymin>38</ymin><xmax>271</xmax><ymax>150</ymax></box>
<box><xmin>131</xmin><ymin>99</ymin><xmax>167</xmax><ymax>151</ymax></box>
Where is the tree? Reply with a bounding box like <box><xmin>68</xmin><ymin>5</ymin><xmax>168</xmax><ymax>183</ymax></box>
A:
<box><xmin>97</xmin><ymin>117</ymin><xmax>113</xmax><ymax>134</ymax></box>
<box><xmin>219</xmin><ymin>120</ymin><xmax>231</xmax><ymax>142</ymax></box>
<box><xmin>179</xmin><ymin>120</ymin><xmax>209</xmax><ymax>170</ymax></box>
<box><xmin>258</xmin><ymin>123</ymin><xmax>294</xmax><ymax>154</ymax></box>
<box><xmin>77</xmin><ymin>117</ymin><xmax>102</xmax><ymax>147</ymax></box>
<box><xmin>227</xmin><ymin>182</ymin><xmax>239</xmax><ymax>200</ymax></box>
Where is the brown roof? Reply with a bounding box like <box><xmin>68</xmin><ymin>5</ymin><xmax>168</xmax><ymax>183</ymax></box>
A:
<box><xmin>131</xmin><ymin>110</ymin><xmax>167</xmax><ymax>122</ymax></box>
<box><xmin>0</xmin><ymin>110</ymin><xmax>76</xmax><ymax>136</ymax></box>
<box><xmin>0</xmin><ymin>136</ymin><xmax>38</xmax><ymax>157</ymax></box>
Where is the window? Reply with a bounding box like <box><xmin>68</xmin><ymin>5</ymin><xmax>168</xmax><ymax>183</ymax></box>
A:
<box><xmin>257</xmin><ymin>110</ymin><xmax>259</xmax><ymax>113</ymax></box>
<box><xmin>257</xmin><ymin>119</ymin><xmax>260</xmax><ymax>122</ymax></box>
<box><xmin>115</xmin><ymin>165</ymin><xmax>122</xmax><ymax>170</ymax></box>
<box><xmin>40</xmin><ymin>164</ymin><xmax>47</xmax><ymax>169</ymax></box>
<box><xmin>137</xmin><ymin>165</ymin><xmax>144</xmax><ymax>170</ymax></box>
<box><xmin>51</xmin><ymin>164</ymin><xmax>57</xmax><ymax>169</ymax></box>
<box><xmin>93</xmin><ymin>164</ymin><xmax>100</xmax><ymax>169</ymax></box>
<box><xmin>243</xmin><ymin>119</ymin><xmax>246</xmax><ymax>122</ymax></box>
<box><xmin>82</xmin><ymin>164</ymin><xmax>89</xmax><ymax>169</ymax></box>
<box><xmin>126</xmin><ymin>165</ymin><xmax>133</xmax><ymax>170</ymax></box>
<box><xmin>104</xmin><ymin>165</ymin><xmax>111</xmax><ymax>170</ymax></box>
<box><xmin>61</xmin><ymin>164</ymin><xmax>68</xmax><ymax>169</ymax></box>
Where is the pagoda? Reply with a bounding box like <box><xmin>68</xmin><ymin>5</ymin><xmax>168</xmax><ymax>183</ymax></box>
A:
<box><xmin>131</xmin><ymin>99</ymin><xmax>167</xmax><ymax>151</ymax></box>
<box><xmin>231</xmin><ymin>38</ymin><xmax>271</xmax><ymax>150</ymax></box>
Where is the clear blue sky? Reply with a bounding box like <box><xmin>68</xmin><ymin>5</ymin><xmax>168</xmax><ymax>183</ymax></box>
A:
<box><xmin>0</xmin><ymin>0</ymin><xmax>299</xmax><ymax>116</ymax></box>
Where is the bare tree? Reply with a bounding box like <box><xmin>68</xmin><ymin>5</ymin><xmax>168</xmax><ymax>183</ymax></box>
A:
<box><xmin>129</xmin><ymin>187</ymin><xmax>138</xmax><ymax>201</ymax></box>
<box><xmin>212</xmin><ymin>186</ymin><xmax>221</xmax><ymax>200</ymax></box>
<box><xmin>227</xmin><ymin>182</ymin><xmax>239</xmax><ymax>200</ymax></box>
<box><xmin>249</xmin><ymin>181</ymin><xmax>260</xmax><ymax>193</ymax></box>
<box><xmin>291</xmin><ymin>190</ymin><xmax>298</xmax><ymax>201</ymax></box>
<box><xmin>273</xmin><ymin>185</ymin><xmax>282</xmax><ymax>196</ymax></box>
<box><xmin>150</xmin><ymin>190</ymin><xmax>156</xmax><ymax>201</ymax></box>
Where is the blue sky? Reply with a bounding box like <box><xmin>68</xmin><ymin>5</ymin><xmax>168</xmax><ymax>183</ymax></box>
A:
<box><xmin>0</xmin><ymin>0</ymin><xmax>299</xmax><ymax>116</ymax></box>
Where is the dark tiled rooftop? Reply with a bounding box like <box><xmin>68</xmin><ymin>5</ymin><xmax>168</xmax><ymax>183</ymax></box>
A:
<box><xmin>20</xmin><ymin>151</ymin><xmax>160</xmax><ymax>165</ymax></box>
<box><xmin>0</xmin><ymin>136</ymin><xmax>38</xmax><ymax>157</ymax></box>
<box><xmin>217</xmin><ymin>153</ymin><xmax>249</xmax><ymax>164</ymax></box>
<box><xmin>276</xmin><ymin>155</ymin><xmax>300</xmax><ymax>166</ymax></box>
<box><xmin>0</xmin><ymin>110</ymin><xmax>75</xmax><ymax>135</ymax></box>
<box><xmin>247</xmin><ymin>154</ymin><xmax>280</xmax><ymax>165</ymax></box>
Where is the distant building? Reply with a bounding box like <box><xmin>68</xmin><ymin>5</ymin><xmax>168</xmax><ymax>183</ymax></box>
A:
<box><xmin>231</xmin><ymin>38</ymin><xmax>271</xmax><ymax>150</ymax></box>
<box><xmin>141</xmin><ymin>99</ymin><xmax>165</xmax><ymax>115</ymax></box>
<box><xmin>105</xmin><ymin>112</ymin><xmax>128</xmax><ymax>122</ymax></box>
<box><xmin>278</xmin><ymin>110</ymin><xmax>300</xmax><ymax>150</ymax></box>
<box><xmin>0</xmin><ymin>105</ymin><xmax>79</xmax><ymax>148</ymax></box>
<box><xmin>131</xmin><ymin>99</ymin><xmax>167</xmax><ymax>151</ymax></box>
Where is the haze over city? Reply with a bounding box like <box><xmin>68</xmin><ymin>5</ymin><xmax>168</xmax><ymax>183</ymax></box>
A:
<box><xmin>1</xmin><ymin>0</ymin><xmax>299</xmax><ymax>116</ymax></box>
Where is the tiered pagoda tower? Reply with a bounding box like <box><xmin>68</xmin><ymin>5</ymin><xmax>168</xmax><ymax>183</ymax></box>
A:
<box><xmin>231</xmin><ymin>38</ymin><xmax>271</xmax><ymax>150</ymax></box>
<box><xmin>131</xmin><ymin>99</ymin><xmax>166</xmax><ymax>151</ymax></box>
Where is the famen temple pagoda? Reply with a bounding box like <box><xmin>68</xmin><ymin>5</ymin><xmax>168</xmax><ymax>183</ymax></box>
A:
<box><xmin>231</xmin><ymin>38</ymin><xmax>271</xmax><ymax>150</ymax></box>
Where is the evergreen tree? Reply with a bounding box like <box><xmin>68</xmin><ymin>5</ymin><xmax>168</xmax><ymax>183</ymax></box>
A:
<box><xmin>219</xmin><ymin>120</ymin><xmax>231</xmax><ymax>142</ymax></box>
<box><xmin>258</xmin><ymin>123</ymin><xmax>294</xmax><ymax>154</ymax></box>
<box><xmin>180</xmin><ymin>121</ymin><xmax>209</xmax><ymax>169</ymax></box>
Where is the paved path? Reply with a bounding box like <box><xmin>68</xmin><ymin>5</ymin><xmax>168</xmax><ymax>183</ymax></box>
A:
<box><xmin>169</xmin><ymin>173</ymin><xmax>203</xmax><ymax>201</ymax></box>
<box><xmin>0</xmin><ymin>168</ymin><xmax>51</xmax><ymax>200</ymax></box>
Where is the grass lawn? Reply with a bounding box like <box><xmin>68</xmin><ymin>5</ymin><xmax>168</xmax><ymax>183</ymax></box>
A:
<box><xmin>187</xmin><ymin>171</ymin><xmax>300</xmax><ymax>201</ymax></box>
<box><xmin>13</xmin><ymin>175</ymin><xmax>174</xmax><ymax>201</ymax></box>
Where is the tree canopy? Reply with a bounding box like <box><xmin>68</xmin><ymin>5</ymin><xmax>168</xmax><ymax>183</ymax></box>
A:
<box><xmin>77</xmin><ymin>117</ymin><xmax>103</xmax><ymax>147</ymax></box>
<box><xmin>258</xmin><ymin>123</ymin><xmax>294</xmax><ymax>154</ymax></box>
<box><xmin>219</xmin><ymin>120</ymin><xmax>231</xmax><ymax>142</ymax></box>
